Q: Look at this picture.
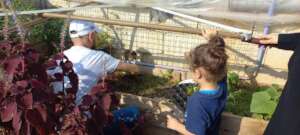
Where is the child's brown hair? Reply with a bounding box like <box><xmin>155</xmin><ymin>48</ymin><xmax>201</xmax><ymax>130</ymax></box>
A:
<box><xmin>188</xmin><ymin>36</ymin><xmax>228</xmax><ymax>82</ymax></box>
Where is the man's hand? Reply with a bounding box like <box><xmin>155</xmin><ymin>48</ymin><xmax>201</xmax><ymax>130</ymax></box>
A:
<box><xmin>255</xmin><ymin>34</ymin><xmax>279</xmax><ymax>45</ymax></box>
<box><xmin>201</xmin><ymin>29</ymin><xmax>218</xmax><ymax>40</ymax></box>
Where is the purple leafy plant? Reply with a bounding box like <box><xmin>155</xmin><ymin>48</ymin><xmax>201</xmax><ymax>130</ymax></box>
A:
<box><xmin>0</xmin><ymin>40</ymin><xmax>143</xmax><ymax>135</ymax></box>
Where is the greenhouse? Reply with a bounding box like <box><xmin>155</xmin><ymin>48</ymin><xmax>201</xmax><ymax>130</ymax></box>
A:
<box><xmin>0</xmin><ymin>0</ymin><xmax>299</xmax><ymax>135</ymax></box>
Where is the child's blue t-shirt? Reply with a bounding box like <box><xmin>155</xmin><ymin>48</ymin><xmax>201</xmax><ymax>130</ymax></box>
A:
<box><xmin>185</xmin><ymin>79</ymin><xmax>227</xmax><ymax>135</ymax></box>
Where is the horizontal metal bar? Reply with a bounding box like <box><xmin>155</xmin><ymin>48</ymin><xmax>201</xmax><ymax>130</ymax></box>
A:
<box><xmin>0</xmin><ymin>5</ymin><xmax>116</xmax><ymax>17</ymax></box>
<box><xmin>152</xmin><ymin>7</ymin><xmax>251</xmax><ymax>34</ymax></box>
<box><xmin>134</xmin><ymin>61</ymin><xmax>189</xmax><ymax>72</ymax></box>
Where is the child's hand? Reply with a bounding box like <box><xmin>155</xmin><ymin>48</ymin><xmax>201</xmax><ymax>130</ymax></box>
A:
<box><xmin>166</xmin><ymin>115</ymin><xmax>181</xmax><ymax>130</ymax></box>
<box><xmin>201</xmin><ymin>29</ymin><xmax>218</xmax><ymax>40</ymax></box>
<box><xmin>166</xmin><ymin>115</ymin><xmax>195</xmax><ymax>135</ymax></box>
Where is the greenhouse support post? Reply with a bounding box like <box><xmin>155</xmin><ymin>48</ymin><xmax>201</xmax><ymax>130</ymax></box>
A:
<box><xmin>254</xmin><ymin>0</ymin><xmax>277</xmax><ymax>76</ymax></box>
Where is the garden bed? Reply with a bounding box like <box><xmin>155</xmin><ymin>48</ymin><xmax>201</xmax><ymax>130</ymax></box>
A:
<box><xmin>119</xmin><ymin>92</ymin><xmax>268</xmax><ymax>135</ymax></box>
<box><xmin>110</xmin><ymin>72</ymin><xmax>282</xmax><ymax>121</ymax></box>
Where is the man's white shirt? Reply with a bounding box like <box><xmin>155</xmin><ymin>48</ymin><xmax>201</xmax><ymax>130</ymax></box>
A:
<box><xmin>48</xmin><ymin>45</ymin><xmax>120</xmax><ymax>103</ymax></box>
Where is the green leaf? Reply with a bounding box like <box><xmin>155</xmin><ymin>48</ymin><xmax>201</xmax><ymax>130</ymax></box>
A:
<box><xmin>265</xmin><ymin>87</ymin><xmax>278</xmax><ymax>98</ymax></box>
<box><xmin>252</xmin><ymin>113</ymin><xmax>264</xmax><ymax>119</ymax></box>
<box><xmin>228</xmin><ymin>72</ymin><xmax>239</xmax><ymax>85</ymax></box>
<box><xmin>271</xmin><ymin>84</ymin><xmax>281</xmax><ymax>91</ymax></box>
<box><xmin>250</xmin><ymin>91</ymin><xmax>277</xmax><ymax>115</ymax></box>
<box><xmin>264</xmin><ymin>114</ymin><xmax>273</xmax><ymax>120</ymax></box>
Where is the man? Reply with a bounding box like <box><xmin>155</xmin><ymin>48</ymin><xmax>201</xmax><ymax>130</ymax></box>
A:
<box><xmin>255</xmin><ymin>33</ymin><xmax>300</xmax><ymax>135</ymax></box>
<box><xmin>64</xmin><ymin>20</ymin><xmax>140</xmax><ymax>103</ymax></box>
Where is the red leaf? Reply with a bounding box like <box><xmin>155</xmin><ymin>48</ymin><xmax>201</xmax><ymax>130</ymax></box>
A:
<box><xmin>54</xmin><ymin>103</ymin><xmax>63</xmax><ymax>113</ymax></box>
<box><xmin>53</xmin><ymin>53</ymin><xmax>64</xmax><ymax>60</ymax></box>
<box><xmin>79</xmin><ymin>95</ymin><xmax>93</xmax><ymax>111</ymax></box>
<box><xmin>0</xmin><ymin>41</ymin><xmax>12</xmax><ymax>56</ymax></box>
<box><xmin>45</xmin><ymin>59</ymin><xmax>58</xmax><ymax>68</ymax></box>
<box><xmin>26</xmin><ymin>109</ymin><xmax>44</xmax><ymax>126</ymax></box>
<box><xmin>62</xmin><ymin>60</ymin><xmax>73</xmax><ymax>72</ymax></box>
<box><xmin>34</xmin><ymin>104</ymin><xmax>47</xmax><ymax>122</ymax></box>
<box><xmin>16</xmin><ymin>80</ymin><xmax>28</xmax><ymax>88</ymax></box>
<box><xmin>25</xmin><ymin>49</ymin><xmax>40</xmax><ymax>63</ymax></box>
<box><xmin>101</xmin><ymin>94</ymin><xmax>111</xmax><ymax>112</ymax></box>
<box><xmin>30</xmin><ymin>79</ymin><xmax>46</xmax><ymax>89</ymax></box>
<box><xmin>17</xmin><ymin>93</ymin><xmax>33</xmax><ymax>109</ymax></box>
<box><xmin>3</xmin><ymin>57</ymin><xmax>24</xmax><ymax>81</ymax></box>
<box><xmin>26</xmin><ymin>109</ymin><xmax>47</xmax><ymax>135</ymax></box>
<box><xmin>0</xmin><ymin>81</ymin><xmax>9</xmax><ymax>100</ymax></box>
<box><xmin>30</xmin><ymin>80</ymin><xmax>50</xmax><ymax>102</ymax></box>
<box><xmin>31</xmin><ymin>88</ymin><xmax>53</xmax><ymax>103</ymax></box>
<box><xmin>81</xmin><ymin>95</ymin><xmax>93</xmax><ymax>106</ymax></box>
<box><xmin>91</xmin><ymin>106</ymin><xmax>106</xmax><ymax>126</ymax></box>
<box><xmin>29</xmin><ymin>79</ymin><xmax>52</xmax><ymax>103</ymax></box>
<box><xmin>11</xmin><ymin>44</ymin><xmax>24</xmax><ymax>54</ymax></box>
<box><xmin>67</xmin><ymin>71</ymin><xmax>78</xmax><ymax>91</ymax></box>
<box><xmin>12</xmin><ymin>111</ymin><xmax>22</xmax><ymax>135</ymax></box>
<box><xmin>73</xmin><ymin>107</ymin><xmax>81</xmax><ymax>115</ymax></box>
<box><xmin>66</xmin><ymin>88</ymin><xmax>77</xmax><ymax>95</ymax></box>
<box><xmin>11</xmin><ymin>80</ymin><xmax>28</xmax><ymax>95</ymax></box>
<box><xmin>26</xmin><ymin>63</ymin><xmax>48</xmax><ymax>84</ymax></box>
<box><xmin>20</xmin><ymin>119</ymin><xmax>31</xmax><ymax>135</ymax></box>
<box><xmin>0</xmin><ymin>98</ymin><xmax>17</xmax><ymax>122</ymax></box>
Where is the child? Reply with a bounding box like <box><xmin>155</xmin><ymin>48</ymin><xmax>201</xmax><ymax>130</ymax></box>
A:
<box><xmin>167</xmin><ymin>30</ymin><xmax>228</xmax><ymax>135</ymax></box>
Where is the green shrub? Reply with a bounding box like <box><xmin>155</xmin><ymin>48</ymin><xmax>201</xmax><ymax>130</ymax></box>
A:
<box><xmin>226</xmin><ymin>72</ymin><xmax>282</xmax><ymax>120</ymax></box>
<box><xmin>0</xmin><ymin>0</ymin><xmax>65</xmax><ymax>57</ymax></box>
<box><xmin>28</xmin><ymin>19</ymin><xmax>65</xmax><ymax>56</ymax></box>
<box><xmin>94</xmin><ymin>31</ymin><xmax>113</xmax><ymax>49</ymax></box>
<box><xmin>227</xmin><ymin>72</ymin><xmax>240</xmax><ymax>92</ymax></box>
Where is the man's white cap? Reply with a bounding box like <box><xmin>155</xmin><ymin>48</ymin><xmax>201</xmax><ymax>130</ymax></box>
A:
<box><xmin>69</xmin><ymin>20</ymin><xmax>101</xmax><ymax>38</ymax></box>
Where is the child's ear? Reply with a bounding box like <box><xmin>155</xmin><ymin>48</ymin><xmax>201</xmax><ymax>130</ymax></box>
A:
<box><xmin>194</xmin><ymin>68</ymin><xmax>203</xmax><ymax>79</ymax></box>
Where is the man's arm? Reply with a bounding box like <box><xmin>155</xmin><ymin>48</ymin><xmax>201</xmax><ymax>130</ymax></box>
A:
<box><xmin>98</xmin><ymin>52</ymin><xmax>140</xmax><ymax>74</ymax></box>
<box><xmin>116</xmin><ymin>62</ymin><xmax>140</xmax><ymax>73</ymax></box>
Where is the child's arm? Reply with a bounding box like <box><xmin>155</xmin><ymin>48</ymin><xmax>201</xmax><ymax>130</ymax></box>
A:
<box><xmin>166</xmin><ymin>115</ymin><xmax>194</xmax><ymax>135</ymax></box>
